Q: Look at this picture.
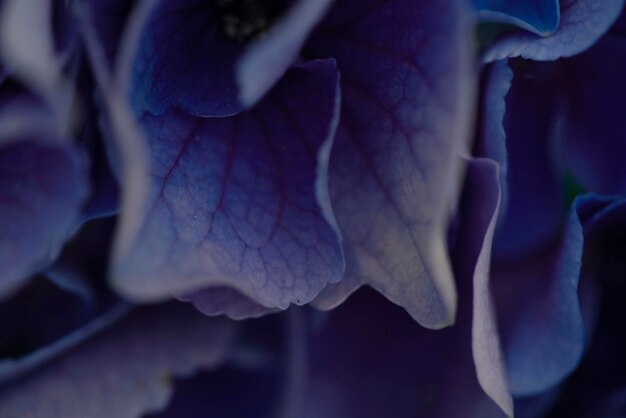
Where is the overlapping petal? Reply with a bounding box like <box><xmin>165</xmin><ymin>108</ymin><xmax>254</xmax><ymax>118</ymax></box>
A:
<box><xmin>113</xmin><ymin>60</ymin><xmax>344</xmax><ymax>310</ymax></box>
<box><xmin>484</xmin><ymin>0</ymin><xmax>625</xmax><ymax>62</ymax></box>
<box><xmin>482</xmin><ymin>59</ymin><xmax>564</xmax><ymax>259</ymax></box>
<box><xmin>492</xmin><ymin>203</ymin><xmax>584</xmax><ymax>396</ymax></box>
<box><xmin>0</xmin><ymin>138</ymin><xmax>89</xmax><ymax>298</ymax></box>
<box><xmin>306</xmin><ymin>0</ymin><xmax>474</xmax><ymax>329</ymax></box>
<box><xmin>561</xmin><ymin>12</ymin><xmax>626</xmax><ymax>195</ymax></box>
<box><xmin>0</xmin><ymin>303</ymin><xmax>236</xmax><ymax>418</ymax></box>
<box><xmin>474</xmin><ymin>0</ymin><xmax>560</xmax><ymax>35</ymax></box>
<box><xmin>128</xmin><ymin>0</ymin><xmax>331</xmax><ymax>117</ymax></box>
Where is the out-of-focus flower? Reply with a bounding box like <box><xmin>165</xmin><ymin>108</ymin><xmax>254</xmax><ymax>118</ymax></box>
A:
<box><xmin>0</xmin><ymin>0</ymin><xmax>625</xmax><ymax>417</ymax></box>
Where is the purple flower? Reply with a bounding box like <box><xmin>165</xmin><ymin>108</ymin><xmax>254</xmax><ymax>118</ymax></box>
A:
<box><xmin>0</xmin><ymin>0</ymin><xmax>625</xmax><ymax>417</ymax></box>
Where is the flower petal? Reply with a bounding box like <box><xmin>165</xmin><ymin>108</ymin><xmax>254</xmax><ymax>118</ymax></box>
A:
<box><xmin>484</xmin><ymin>0</ymin><xmax>625</xmax><ymax>61</ymax></box>
<box><xmin>561</xmin><ymin>14</ymin><xmax>626</xmax><ymax>195</ymax></box>
<box><xmin>544</xmin><ymin>198</ymin><xmax>626</xmax><ymax>417</ymax></box>
<box><xmin>128</xmin><ymin>0</ymin><xmax>246</xmax><ymax>116</ymax></box>
<box><xmin>474</xmin><ymin>0</ymin><xmax>560</xmax><ymax>35</ymax></box>
<box><xmin>492</xmin><ymin>202</ymin><xmax>585</xmax><ymax>396</ymax></box>
<box><xmin>459</xmin><ymin>158</ymin><xmax>512</xmax><ymax>416</ymax></box>
<box><xmin>0</xmin><ymin>303</ymin><xmax>236</xmax><ymax>418</ymax></box>
<box><xmin>179</xmin><ymin>287</ymin><xmax>278</xmax><ymax>320</ymax></box>
<box><xmin>0</xmin><ymin>139</ymin><xmax>89</xmax><ymax>298</ymax></box>
<box><xmin>485</xmin><ymin>59</ymin><xmax>565</xmax><ymax>259</ymax></box>
<box><xmin>306</xmin><ymin>0</ymin><xmax>474</xmax><ymax>328</ymax></box>
<box><xmin>236</xmin><ymin>0</ymin><xmax>333</xmax><ymax>106</ymax></box>
<box><xmin>112</xmin><ymin>60</ymin><xmax>344</xmax><ymax>310</ymax></box>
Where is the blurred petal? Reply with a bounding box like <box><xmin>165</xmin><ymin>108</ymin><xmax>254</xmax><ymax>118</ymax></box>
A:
<box><xmin>492</xmin><ymin>201</ymin><xmax>585</xmax><ymax>396</ymax></box>
<box><xmin>485</xmin><ymin>59</ymin><xmax>564</xmax><ymax>259</ymax></box>
<box><xmin>476</xmin><ymin>60</ymin><xmax>512</xmax><ymax>218</ymax></box>
<box><xmin>561</xmin><ymin>14</ymin><xmax>626</xmax><ymax>195</ymax></box>
<box><xmin>474</xmin><ymin>0</ymin><xmax>559</xmax><ymax>35</ymax></box>
<box><xmin>148</xmin><ymin>310</ymin><xmax>300</xmax><ymax>418</ymax></box>
<box><xmin>0</xmin><ymin>139</ymin><xmax>89</xmax><ymax>298</ymax></box>
<box><xmin>306</xmin><ymin>0</ymin><xmax>474</xmax><ymax>329</ymax></box>
<box><xmin>306</xmin><ymin>158</ymin><xmax>511</xmax><ymax>417</ymax></box>
<box><xmin>179</xmin><ymin>287</ymin><xmax>278</xmax><ymax>320</ymax></box>
<box><xmin>539</xmin><ymin>197</ymin><xmax>626</xmax><ymax>417</ymax></box>
<box><xmin>462</xmin><ymin>159</ymin><xmax>512</xmax><ymax>416</ymax></box>
<box><xmin>82</xmin><ymin>0</ymin><xmax>134</xmax><ymax>71</ymax></box>
<box><xmin>113</xmin><ymin>60</ymin><xmax>344</xmax><ymax>310</ymax></box>
<box><xmin>0</xmin><ymin>217</ymin><xmax>126</xmax><ymax>382</ymax></box>
<box><xmin>237</xmin><ymin>0</ymin><xmax>333</xmax><ymax>106</ymax></box>
<box><xmin>484</xmin><ymin>0</ymin><xmax>625</xmax><ymax>61</ymax></box>
<box><xmin>0</xmin><ymin>0</ymin><xmax>61</xmax><ymax>94</ymax></box>
<box><xmin>0</xmin><ymin>303</ymin><xmax>236</xmax><ymax>418</ymax></box>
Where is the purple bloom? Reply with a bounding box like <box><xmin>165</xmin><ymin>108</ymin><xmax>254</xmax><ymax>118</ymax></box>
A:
<box><xmin>0</xmin><ymin>0</ymin><xmax>625</xmax><ymax>417</ymax></box>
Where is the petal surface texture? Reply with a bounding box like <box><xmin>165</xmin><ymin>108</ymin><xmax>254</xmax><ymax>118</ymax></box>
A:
<box><xmin>484</xmin><ymin>0</ymin><xmax>625</xmax><ymax>61</ymax></box>
<box><xmin>307</xmin><ymin>0</ymin><xmax>473</xmax><ymax>328</ymax></box>
<box><xmin>113</xmin><ymin>60</ymin><xmax>344</xmax><ymax>309</ymax></box>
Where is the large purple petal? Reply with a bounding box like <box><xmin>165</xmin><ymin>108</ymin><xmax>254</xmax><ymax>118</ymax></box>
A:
<box><xmin>112</xmin><ymin>60</ymin><xmax>344</xmax><ymax>310</ymax></box>
<box><xmin>492</xmin><ymin>201</ymin><xmax>585</xmax><ymax>396</ymax></box>
<box><xmin>0</xmin><ymin>303</ymin><xmax>236</xmax><ymax>418</ymax></box>
<box><xmin>306</xmin><ymin>0</ymin><xmax>474</xmax><ymax>328</ymax></box>
<box><xmin>484</xmin><ymin>0</ymin><xmax>625</xmax><ymax>62</ymax></box>
<box><xmin>474</xmin><ymin>0</ymin><xmax>560</xmax><ymax>35</ymax></box>
<box><xmin>561</xmin><ymin>14</ymin><xmax>626</xmax><ymax>195</ymax></box>
<box><xmin>0</xmin><ymin>139</ymin><xmax>89</xmax><ymax>298</ymax></box>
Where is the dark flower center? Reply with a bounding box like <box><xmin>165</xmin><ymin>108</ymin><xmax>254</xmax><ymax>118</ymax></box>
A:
<box><xmin>216</xmin><ymin>0</ymin><xmax>290</xmax><ymax>42</ymax></box>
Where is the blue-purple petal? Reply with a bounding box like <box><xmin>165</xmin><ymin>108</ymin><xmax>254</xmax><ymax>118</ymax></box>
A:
<box><xmin>236</xmin><ymin>0</ymin><xmax>333</xmax><ymax>106</ymax></box>
<box><xmin>305</xmin><ymin>0</ymin><xmax>474</xmax><ymax>329</ymax></box>
<box><xmin>487</xmin><ymin>59</ymin><xmax>565</xmax><ymax>259</ymax></box>
<box><xmin>484</xmin><ymin>0</ymin><xmax>625</xmax><ymax>62</ymax></box>
<box><xmin>561</xmin><ymin>14</ymin><xmax>626</xmax><ymax>195</ymax></box>
<box><xmin>113</xmin><ymin>60</ymin><xmax>344</xmax><ymax>310</ymax></box>
<box><xmin>0</xmin><ymin>140</ymin><xmax>89</xmax><ymax>297</ymax></box>
<box><xmin>130</xmin><ymin>0</ymin><xmax>245</xmax><ymax>116</ymax></box>
<box><xmin>474</xmin><ymin>0</ymin><xmax>560</xmax><ymax>35</ymax></box>
<box><xmin>0</xmin><ymin>303</ymin><xmax>236</xmax><ymax>418</ymax></box>
<box><xmin>492</xmin><ymin>202</ymin><xmax>585</xmax><ymax>396</ymax></box>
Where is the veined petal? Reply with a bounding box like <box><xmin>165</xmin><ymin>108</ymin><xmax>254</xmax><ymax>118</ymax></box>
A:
<box><xmin>306</xmin><ymin>0</ymin><xmax>474</xmax><ymax>328</ymax></box>
<box><xmin>112</xmin><ymin>60</ymin><xmax>344</xmax><ymax>310</ymax></box>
